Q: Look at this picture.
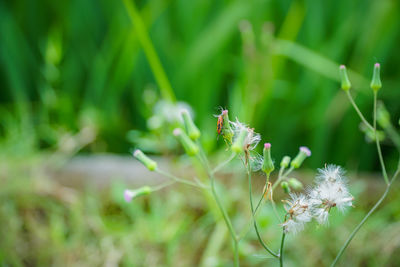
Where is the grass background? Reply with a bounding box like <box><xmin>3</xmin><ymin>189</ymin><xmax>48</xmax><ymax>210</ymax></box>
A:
<box><xmin>1</xmin><ymin>0</ymin><xmax>400</xmax><ymax>266</ymax></box>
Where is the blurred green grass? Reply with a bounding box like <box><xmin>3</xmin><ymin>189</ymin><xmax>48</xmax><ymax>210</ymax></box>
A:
<box><xmin>1</xmin><ymin>0</ymin><xmax>400</xmax><ymax>266</ymax></box>
<box><xmin>1</xmin><ymin>154</ymin><xmax>400</xmax><ymax>266</ymax></box>
<box><xmin>1</xmin><ymin>0</ymin><xmax>400</xmax><ymax>170</ymax></box>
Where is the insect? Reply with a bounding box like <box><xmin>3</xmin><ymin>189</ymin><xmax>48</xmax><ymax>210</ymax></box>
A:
<box><xmin>216</xmin><ymin>114</ymin><xmax>223</xmax><ymax>139</ymax></box>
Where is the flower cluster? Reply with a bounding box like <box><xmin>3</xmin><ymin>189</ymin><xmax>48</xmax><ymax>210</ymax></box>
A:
<box><xmin>282</xmin><ymin>164</ymin><xmax>354</xmax><ymax>233</ymax></box>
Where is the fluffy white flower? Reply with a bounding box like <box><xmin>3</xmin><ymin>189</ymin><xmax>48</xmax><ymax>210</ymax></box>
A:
<box><xmin>316</xmin><ymin>164</ymin><xmax>346</xmax><ymax>184</ymax></box>
<box><xmin>230</xmin><ymin>118</ymin><xmax>261</xmax><ymax>151</ymax></box>
<box><xmin>308</xmin><ymin>165</ymin><xmax>354</xmax><ymax>224</ymax></box>
<box><xmin>282</xmin><ymin>193</ymin><xmax>312</xmax><ymax>234</ymax></box>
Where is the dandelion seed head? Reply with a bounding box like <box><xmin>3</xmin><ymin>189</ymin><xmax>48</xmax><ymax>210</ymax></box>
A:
<box><xmin>282</xmin><ymin>219</ymin><xmax>305</xmax><ymax>234</ymax></box>
<box><xmin>308</xmin><ymin>165</ymin><xmax>354</xmax><ymax>223</ymax></box>
<box><xmin>282</xmin><ymin>193</ymin><xmax>312</xmax><ymax>234</ymax></box>
<box><xmin>230</xmin><ymin>118</ymin><xmax>261</xmax><ymax>150</ymax></box>
<box><xmin>316</xmin><ymin>164</ymin><xmax>346</xmax><ymax>184</ymax></box>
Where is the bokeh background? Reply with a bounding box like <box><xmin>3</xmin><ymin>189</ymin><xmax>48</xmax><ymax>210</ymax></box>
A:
<box><xmin>1</xmin><ymin>0</ymin><xmax>400</xmax><ymax>266</ymax></box>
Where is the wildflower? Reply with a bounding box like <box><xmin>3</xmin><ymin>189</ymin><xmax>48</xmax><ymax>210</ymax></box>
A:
<box><xmin>281</xmin><ymin>181</ymin><xmax>290</xmax><ymax>194</ymax></box>
<box><xmin>173</xmin><ymin>128</ymin><xmax>199</xmax><ymax>156</ymax></box>
<box><xmin>230</xmin><ymin>119</ymin><xmax>261</xmax><ymax>154</ymax></box>
<box><xmin>288</xmin><ymin>178</ymin><xmax>303</xmax><ymax>190</ymax></box>
<box><xmin>315</xmin><ymin>164</ymin><xmax>346</xmax><ymax>184</ymax></box>
<box><xmin>309</xmin><ymin>165</ymin><xmax>354</xmax><ymax>224</ymax></box>
<box><xmin>282</xmin><ymin>193</ymin><xmax>312</xmax><ymax>234</ymax></box>
<box><xmin>181</xmin><ymin>109</ymin><xmax>201</xmax><ymax>140</ymax></box>
<box><xmin>290</xmin><ymin>146</ymin><xmax>311</xmax><ymax>169</ymax></box>
<box><xmin>262</xmin><ymin>143</ymin><xmax>275</xmax><ymax>175</ymax></box>
<box><xmin>133</xmin><ymin>149</ymin><xmax>157</xmax><ymax>171</ymax></box>
<box><xmin>280</xmin><ymin>156</ymin><xmax>291</xmax><ymax>168</ymax></box>
<box><xmin>124</xmin><ymin>186</ymin><xmax>152</xmax><ymax>203</ymax></box>
<box><xmin>370</xmin><ymin>63</ymin><xmax>382</xmax><ymax>92</ymax></box>
<box><xmin>339</xmin><ymin>65</ymin><xmax>351</xmax><ymax>91</ymax></box>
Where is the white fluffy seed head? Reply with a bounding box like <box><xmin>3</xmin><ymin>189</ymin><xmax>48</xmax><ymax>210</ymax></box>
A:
<box><xmin>308</xmin><ymin>165</ymin><xmax>354</xmax><ymax>224</ymax></box>
<box><xmin>316</xmin><ymin>164</ymin><xmax>346</xmax><ymax>184</ymax></box>
<box><xmin>282</xmin><ymin>193</ymin><xmax>312</xmax><ymax>234</ymax></box>
<box><xmin>230</xmin><ymin>118</ymin><xmax>261</xmax><ymax>151</ymax></box>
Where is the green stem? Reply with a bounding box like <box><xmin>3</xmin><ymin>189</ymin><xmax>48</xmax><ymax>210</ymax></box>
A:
<box><xmin>331</xmin><ymin>162</ymin><xmax>400</xmax><ymax>266</ymax></box>
<box><xmin>156</xmin><ymin>169</ymin><xmax>207</xmax><ymax>188</ymax></box>
<box><xmin>122</xmin><ymin>0</ymin><xmax>176</xmax><ymax>102</ymax></box>
<box><xmin>210</xmin><ymin>177</ymin><xmax>240</xmax><ymax>267</ymax></box>
<box><xmin>196</xmin><ymin>148</ymin><xmax>239</xmax><ymax>266</ymax></box>
<box><xmin>331</xmin><ymin>185</ymin><xmax>389</xmax><ymax>267</ymax></box>
<box><xmin>373</xmin><ymin>92</ymin><xmax>389</xmax><ymax>184</ymax></box>
<box><xmin>237</xmin><ymin>185</ymin><xmax>267</xmax><ymax>241</ymax></box>
<box><xmin>247</xmin><ymin>165</ymin><xmax>279</xmax><ymax>258</ymax></box>
<box><xmin>346</xmin><ymin>90</ymin><xmax>374</xmax><ymax>131</ymax></box>
<box><xmin>272</xmin><ymin>166</ymin><xmax>294</xmax><ymax>191</ymax></box>
<box><xmin>151</xmin><ymin>180</ymin><xmax>176</xmax><ymax>191</ymax></box>
<box><xmin>212</xmin><ymin>152</ymin><xmax>236</xmax><ymax>174</ymax></box>
<box><xmin>279</xmin><ymin>231</ymin><xmax>286</xmax><ymax>267</ymax></box>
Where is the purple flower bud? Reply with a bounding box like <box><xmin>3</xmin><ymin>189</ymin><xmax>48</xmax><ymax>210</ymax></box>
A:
<box><xmin>124</xmin><ymin>190</ymin><xmax>134</xmax><ymax>203</ymax></box>
<box><xmin>300</xmin><ymin>146</ymin><xmax>311</xmax><ymax>157</ymax></box>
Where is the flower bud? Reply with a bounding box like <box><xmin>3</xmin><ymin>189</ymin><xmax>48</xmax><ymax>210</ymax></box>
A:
<box><xmin>231</xmin><ymin>128</ymin><xmax>248</xmax><ymax>153</ymax></box>
<box><xmin>288</xmin><ymin>178</ymin><xmax>303</xmax><ymax>190</ymax></box>
<box><xmin>181</xmin><ymin>109</ymin><xmax>201</xmax><ymax>140</ymax></box>
<box><xmin>222</xmin><ymin>110</ymin><xmax>234</xmax><ymax>143</ymax></box>
<box><xmin>339</xmin><ymin>65</ymin><xmax>351</xmax><ymax>91</ymax></box>
<box><xmin>291</xmin><ymin>146</ymin><xmax>311</xmax><ymax>169</ymax></box>
<box><xmin>377</xmin><ymin>103</ymin><xmax>390</xmax><ymax>129</ymax></box>
<box><xmin>360</xmin><ymin>123</ymin><xmax>385</xmax><ymax>142</ymax></box>
<box><xmin>133</xmin><ymin>149</ymin><xmax>157</xmax><ymax>171</ymax></box>
<box><xmin>370</xmin><ymin>63</ymin><xmax>382</xmax><ymax>92</ymax></box>
<box><xmin>281</xmin><ymin>181</ymin><xmax>290</xmax><ymax>194</ymax></box>
<box><xmin>173</xmin><ymin>128</ymin><xmax>199</xmax><ymax>156</ymax></box>
<box><xmin>124</xmin><ymin>186</ymin><xmax>152</xmax><ymax>203</ymax></box>
<box><xmin>280</xmin><ymin>156</ymin><xmax>291</xmax><ymax>168</ymax></box>
<box><xmin>262</xmin><ymin>143</ymin><xmax>274</xmax><ymax>175</ymax></box>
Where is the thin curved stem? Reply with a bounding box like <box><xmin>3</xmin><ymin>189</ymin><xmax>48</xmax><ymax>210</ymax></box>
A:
<box><xmin>346</xmin><ymin>90</ymin><xmax>374</xmax><ymax>131</ymax></box>
<box><xmin>272</xmin><ymin>166</ymin><xmax>294</xmax><ymax>192</ymax></box>
<box><xmin>195</xmin><ymin>149</ymin><xmax>239</xmax><ymax>267</ymax></box>
<box><xmin>212</xmin><ymin>152</ymin><xmax>236</xmax><ymax>174</ymax></box>
<box><xmin>279</xmin><ymin>231</ymin><xmax>286</xmax><ymax>267</ymax></box>
<box><xmin>373</xmin><ymin>92</ymin><xmax>389</xmax><ymax>184</ymax></box>
<box><xmin>237</xmin><ymin>185</ymin><xmax>267</xmax><ymax>241</ymax></box>
<box><xmin>247</xmin><ymin>165</ymin><xmax>279</xmax><ymax>258</ymax></box>
<box><xmin>156</xmin><ymin>169</ymin><xmax>207</xmax><ymax>188</ymax></box>
<box><xmin>210</xmin><ymin>177</ymin><xmax>239</xmax><ymax>266</ymax></box>
<box><xmin>331</xmin><ymin>184</ymin><xmax>390</xmax><ymax>267</ymax></box>
<box><xmin>331</xmin><ymin>161</ymin><xmax>400</xmax><ymax>266</ymax></box>
<box><xmin>151</xmin><ymin>180</ymin><xmax>176</xmax><ymax>191</ymax></box>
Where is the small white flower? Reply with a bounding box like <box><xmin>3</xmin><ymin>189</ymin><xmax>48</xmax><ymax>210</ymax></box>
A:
<box><xmin>282</xmin><ymin>193</ymin><xmax>312</xmax><ymax>234</ymax></box>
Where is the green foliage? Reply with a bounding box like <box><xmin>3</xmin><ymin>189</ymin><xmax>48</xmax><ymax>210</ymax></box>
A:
<box><xmin>1</xmin><ymin>156</ymin><xmax>399</xmax><ymax>266</ymax></box>
<box><xmin>1</xmin><ymin>0</ymin><xmax>400</xmax><ymax>171</ymax></box>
